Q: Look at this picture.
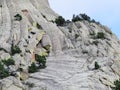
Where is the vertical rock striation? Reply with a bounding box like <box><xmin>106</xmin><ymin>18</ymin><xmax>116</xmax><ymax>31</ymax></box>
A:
<box><xmin>0</xmin><ymin>0</ymin><xmax>120</xmax><ymax>90</ymax></box>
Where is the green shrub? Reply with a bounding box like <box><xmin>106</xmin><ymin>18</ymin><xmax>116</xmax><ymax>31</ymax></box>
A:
<box><xmin>55</xmin><ymin>16</ymin><xmax>65</xmax><ymax>26</ymax></box>
<box><xmin>14</xmin><ymin>14</ymin><xmax>22</xmax><ymax>21</ymax></box>
<box><xmin>28</xmin><ymin>63</ymin><xmax>38</xmax><ymax>73</ymax></box>
<box><xmin>66</xmin><ymin>20</ymin><xmax>71</xmax><ymax>24</ymax></box>
<box><xmin>91</xmin><ymin>19</ymin><xmax>100</xmax><ymax>24</ymax></box>
<box><xmin>28</xmin><ymin>54</ymin><xmax>47</xmax><ymax>73</ymax></box>
<box><xmin>91</xmin><ymin>19</ymin><xmax>96</xmax><ymax>23</ymax></box>
<box><xmin>0</xmin><ymin>62</ymin><xmax>9</xmax><ymax>79</ymax></box>
<box><xmin>90</xmin><ymin>32</ymin><xmax>105</xmax><ymax>39</ymax></box>
<box><xmin>2</xmin><ymin>58</ymin><xmax>15</xmax><ymax>66</ymax></box>
<box><xmin>96</xmin><ymin>32</ymin><xmax>105</xmax><ymax>39</ymax></box>
<box><xmin>72</xmin><ymin>13</ymin><xmax>91</xmax><ymax>22</ymax></box>
<box><xmin>94</xmin><ymin>61</ymin><xmax>100</xmax><ymax>70</ymax></box>
<box><xmin>72</xmin><ymin>13</ymin><xmax>101</xmax><ymax>25</ymax></box>
<box><xmin>112</xmin><ymin>79</ymin><xmax>120</xmax><ymax>90</ymax></box>
<box><xmin>36</xmin><ymin>23</ymin><xmax>43</xmax><ymax>29</ymax></box>
<box><xmin>80</xmin><ymin>13</ymin><xmax>91</xmax><ymax>21</ymax></box>
<box><xmin>75</xmin><ymin>34</ymin><xmax>79</xmax><ymax>39</ymax></box>
<box><xmin>72</xmin><ymin>14</ymin><xmax>83</xmax><ymax>22</ymax></box>
<box><xmin>95</xmin><ymin>21</ymin><xmax>100</xmax><ymax>25</ymax></box>
<box><xmin>35</xmin><ymin>54</ymin><xmax>46</xmax><ymax>69</ymax></box>
<box><xmin>11</xmin><ymin>44</ymin><xmax>22</xmax><ymax>55</ymax></box>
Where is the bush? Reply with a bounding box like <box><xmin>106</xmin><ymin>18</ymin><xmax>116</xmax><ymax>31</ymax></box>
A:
<box><xmin>35</xmin><ymin>54</ymin><xmax>46</xmax><ymax>69</ymax></box>
<box><xmin>96</xmin><ymin>32</ymin><xmax>105</xmax><ymax>39</ymax></box>
<box><xmin>0</xmin><ymin>62</ymin><xmax>9</xmax><ymax>79</ymax></box>
<box><xmin>28</xmin><ymin>63</ymin><xmax>38</xmax><ymax>73</ymax></box>
<box><xmin>14</xmin><ymin>14</ymin><xmax>22</xmax><ymax>21</ymax></box>
<box><xmin>112</xmin><ymin>79</ymin><xmax>120</xmax><ymax>90</ymax></box>
<box><xmin>55</xmin><ymin>16</ymin><xmax>65</xmax><ymax>26</ymax></box>
<box><xmin>2</xmin><ymin>58</ymin><xmax>15</xmax><ymax>66</ymax></box>
<box><xmin>91</xmin><ymin>19</ymin><xmax>96</xmax><ymax>23</ymax></box>
<box><xmin>72</xmin><ymin>14</ymin><xmax>82</xmax><ymax>22</ymax></box>
<box><xmin>80</xmin><ymin>13</ymin><xmax>91</xmax><ymax>21</ymax></box>
<box><xmin>37</xmin><ymin>23</ymin><xmax>43</xmax><ymax>29</ymax></box>
<box><xmin>11</xmin><ymin>44</ymin><xmax>22</xmax><ymax>55</ymax></box>
<box><xmin>28</xmin><ymin>54</ymin><xmax>47</xmax><ymax>73</ymax></box>
<box><xmin>75</xmin><ymin>34</ymin><xmax>79</xmax><ymax>39</ymax></box>
<box><xmin>72</xmin><ymin>13</ymin><xmax>101</xmax><ymax>25</ymax></box>
<box><xmin>72</xmin><ymin>13</ymin><xmax>91</xmax><ymax>22</ymax></box>
<box><xmin>94</xmin><ymin>61</ymin><xmax>100</xmax><ymax>69</ymax></box>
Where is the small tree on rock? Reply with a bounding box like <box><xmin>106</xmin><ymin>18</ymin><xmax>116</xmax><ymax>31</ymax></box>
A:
<box><xmin>14</xmin><ymin>14</ymin><xmax>22</xmax><ymax>21</ymax></box>
<box><xmin>28</xmin><ymin>63</ymin><xmax>38</xmax><ymax>73</ymax></box>
<box><xmin>0</xmin><ymin>62</ymin><xmax>9</xmax><ymax>79</ymax></box>
<box><xmin>55</xmin><ymin>16</ymin><xmax>65</xmax><ymax>26</ymax></box>
<box><xmin>80</xmin><ymin>13</ymin><xmax>91</xmax><ymax>21</ymax></box>
<box><xmin>2</xmin><ymin>58</ymin><xmax>15</xmax><ymax>67</ymax></box>
<box><xmin>94</xmin><ymin>61</ymin><xmax>100</xmax><ymax>70</ymax></box>
<box><xmin>72</xmin><ymin>14</ymin><xmax>82</xmax><ymax>22</ymax></box>
<box><xmin>96</xmin><ymin>32</ymin><xmax>105</xmax><ymax>39</ymax></box>
<box><xmin>11</xmin><ymin>43</ymin><xmax>22</xmax><ymax>55</ymax></box>
<box><xmin>35</xmin><ymin>54</ymin><xmax>46</xmax><ymax>69</ymax></box>
<box><xmin>112</xmin><ymin>79</ymin><xmax>120</xmax><ymax>90</ymax></box>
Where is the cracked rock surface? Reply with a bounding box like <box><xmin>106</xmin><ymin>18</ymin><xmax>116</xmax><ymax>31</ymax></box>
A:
<box><xmin>0</xmin><ymin>0</ymin><xmax>120</xmax><ymax>90</ymax></box>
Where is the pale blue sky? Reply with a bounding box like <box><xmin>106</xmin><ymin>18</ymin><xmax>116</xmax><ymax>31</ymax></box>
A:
<box><xmin>49</xmin><ymin>0</ymin><xmax>120</xmax><ymax>39</ymax></box>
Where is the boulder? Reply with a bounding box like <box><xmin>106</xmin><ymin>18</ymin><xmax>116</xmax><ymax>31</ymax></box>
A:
<box><xmin>0</xmin><ymin>51</ymin><xmax>11</xmax><ymax>60</ymax></box>
<box><xmin>20</xmin><ymin>72</ymin><xmax>29</xmax><ymax>80</ymax></box>
<box><xmin>41</xmin><ymin>34</ymin><xmax>52</xmax><ymax>47</ymax></box>
<box><xmin>0</xmin><ymin>76</ymin><xmax>23</xmax><ymax>90</ymax></box>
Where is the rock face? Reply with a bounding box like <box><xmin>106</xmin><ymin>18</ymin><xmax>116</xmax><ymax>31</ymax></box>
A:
<box><xmin>0</xmin><ymin>0</ymin><xmax>120</xmax><ymax>90</ymax></box>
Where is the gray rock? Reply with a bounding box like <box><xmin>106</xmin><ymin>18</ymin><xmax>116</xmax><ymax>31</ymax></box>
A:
<box><xmin>0</xmin><ymin>76</ymin><xmax>23</xmax><ymax>90</ymax></box>
<box><xmin>0</xmin><ymin>51</ymin><xmax>11</xmax><ymax>60</ymax></box>
<box><xmin>0</xmin><ymin>0</ymin><xmax>120</xmax><ymax>90</ymax></box>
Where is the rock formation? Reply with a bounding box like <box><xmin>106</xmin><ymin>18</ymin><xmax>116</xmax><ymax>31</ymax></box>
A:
<box><xmin>0</xmin><ymin>0</ymin><xmax>120</xmax><ymax>90</ymax></box>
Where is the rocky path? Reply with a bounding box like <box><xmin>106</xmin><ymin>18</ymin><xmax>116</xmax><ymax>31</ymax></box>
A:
<box><xmin>0</xmin><ymin>0</ymin><xmax>120</xmax><ymax>90</ymax></box>
<box><xmin>25</xmin><ymin>55</ymin><xmax>111</xmax><ymax>90</ymax></box>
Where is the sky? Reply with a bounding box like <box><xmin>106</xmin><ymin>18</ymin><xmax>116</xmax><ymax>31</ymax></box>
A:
<box><xmin>49</xmin><ymin>0</ymin><xmax>120</xmax><ymax>39</ymax></box>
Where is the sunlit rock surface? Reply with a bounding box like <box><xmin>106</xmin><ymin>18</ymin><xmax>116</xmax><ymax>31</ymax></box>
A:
<box><xmin>0</xmin><ymin>0</ymin><xmax>120</xmax><ymax>90</ymax></box>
